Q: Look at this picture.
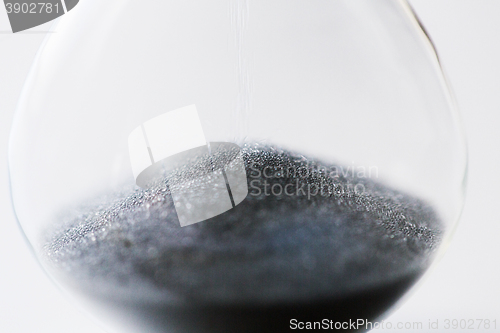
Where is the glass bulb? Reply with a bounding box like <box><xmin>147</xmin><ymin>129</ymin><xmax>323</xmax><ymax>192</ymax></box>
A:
<box><xmin>9</xmin><ymin>0</ymin><xmax>467</xmax><ymax>332</ymax></box>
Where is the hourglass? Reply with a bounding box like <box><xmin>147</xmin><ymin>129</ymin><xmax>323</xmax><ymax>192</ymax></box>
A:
<box><xmin>9</xmin><ymin>0</ymin><xmax>467</xmax><ymax>332</ymax></box>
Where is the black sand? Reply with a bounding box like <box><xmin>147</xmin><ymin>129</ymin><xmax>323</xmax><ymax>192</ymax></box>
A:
<box><xmin>42</xmin><ymin>144</ymin><xmax>441</xmax><ymax>332</ymax></box>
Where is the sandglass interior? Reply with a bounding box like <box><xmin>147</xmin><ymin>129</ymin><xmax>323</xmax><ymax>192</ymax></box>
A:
<box><xmin>9</xmin><ymin>0</ymin><xmax>466</xmax><ymax>332</ymax></box>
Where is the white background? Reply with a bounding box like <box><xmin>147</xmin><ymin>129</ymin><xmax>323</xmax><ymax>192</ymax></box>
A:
<box><xmin>0</xmin><ymin>1</ymin><xmax>498</xmax><ymax>332</ymax></box>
